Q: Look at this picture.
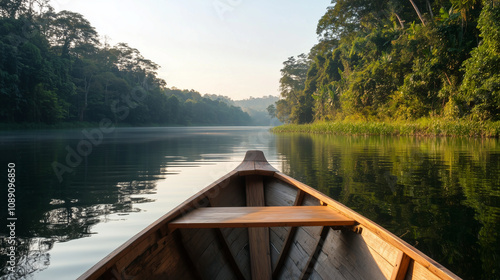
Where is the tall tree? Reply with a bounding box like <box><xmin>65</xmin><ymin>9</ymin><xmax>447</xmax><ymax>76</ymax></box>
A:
<box><xmin>46</xmin><ymin>10</ymin><xmax>98</xmax><ymax>58</ymax></box>
<box><xmin>274</xmin><ymin>0</ymin><xmax>495</xmax><ymax>122</ymax></box>
<box><xmin>0</xmin><ymin>0</ymin><xmax>24</xmax><ymax>18</ymax></box>
<box><xmin>460</xmin><ymin>0</ymin><xmax>500</xmax><ymax>120</ymax></box>
<box><xmin>277</xmin><ymin>54</ymin><xmax>311</xmax><ymax>123</ymax></box>
<box><xmin>0</xmin><ymin>0</ymin><xmax>50</xmax><ymax>18</ymax></box>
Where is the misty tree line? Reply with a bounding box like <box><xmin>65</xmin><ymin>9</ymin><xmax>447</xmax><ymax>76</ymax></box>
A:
<box><xmin>274</xmin><ymin>0</ymin><xmax>500</xmax><ymax>124</ymax></box>
<box><xmin>0</xmin><ymin>0</ymin><xmax>251</xmax><ymax>125</ymax></box>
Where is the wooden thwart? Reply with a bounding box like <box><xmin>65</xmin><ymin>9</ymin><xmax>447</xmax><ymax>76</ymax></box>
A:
<box><xmin>78</xmin><ymin>151</ymin><xmax>462</xmax><ymax>280</ymax></box>
<box><xmin>169</xmin><ymin>206</ymin><xmax>356</xmax><ymax>229</ymax></box>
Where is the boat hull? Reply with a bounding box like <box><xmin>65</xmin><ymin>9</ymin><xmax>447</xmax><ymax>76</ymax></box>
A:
<box><xmin>78</xmin><ymin>151</ymin><xmax>461</xmax><ymax>280</ymax></box>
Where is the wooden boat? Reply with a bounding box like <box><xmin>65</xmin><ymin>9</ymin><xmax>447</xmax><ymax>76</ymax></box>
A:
<box><xmin>79</xmin><ymin>150</ymin><xmax>461</xmax><ymax>280</ymax></box>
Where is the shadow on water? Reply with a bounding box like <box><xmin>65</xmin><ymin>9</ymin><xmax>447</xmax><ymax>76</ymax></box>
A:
<box><xmin>275</xmin><ymin>134</ymin><xmax>500</xmax><ymax>280</ymax></box>
<box><xmin>0</xmin><ymin>127</ymin><xmax>274</xmax><ymax>279</ymax></box>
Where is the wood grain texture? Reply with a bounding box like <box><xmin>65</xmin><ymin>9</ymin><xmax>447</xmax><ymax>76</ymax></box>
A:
<box><xmin>276</xmin><ymin>226</ymin><xmax>324</xmax><ymax>280</ymax></box>
<box><xmin>246</xmin><ymin>175</ymin><xmax>265</xmax><ymax>207</ymax></box>
<box><xmin>206</xmin><ymin>176</ymin><xmax>250</xmax><ymax>280</ymax></box>
<box><xmin>179</xmin><ymin>228</ymin><xmax>237</xmax><ymax>280</ymax></box>
<box><xmin>299</xmin><ymin>226</ymin><xmax>329</xmax><ymax>280</ymax></box>
<box><xmin>273</xmin><ymin>172</ymin><xmax>462</xmax><ymax>280</ymax></box>
<box><xmin>79</xmin><ymin>151</ymin><xmax>461</xmax><ymax>280</ymax></box>
<box><xmin>391</xmin><ymin>251</ymin><xmax>411</xmax><ymax>280</ymax></box>
<box><xmin>221</xmin><ymin>227</ymin><xmax>251</xmax><ymax>280</ymax></box>
<box><xmin>302</xmin><ymin>193</ymin><xmax>322</xmax><ymax>206</ymax></box>
<box><xmin>270</xmin><ymin>227</ymin><xmax>288</xmax><ymax>267</ymax></box>
<box><xmin>272</xmin><ymin>189</ymin><xmax>306</xmax><ymax>277</ymax></box>
<box><xmin>245</xmin><ymin>175</ymin><xmax>272</xmax><ymax>280</ymax></box>
<box><xmin>248</xmin><ymin>226</ymin><xmax>272</xmax><ymax>280</ymax></box>
<box><xmin>208</xmin><ymin>175</ymin><xmax>246</xmax><ymax>207</ymax></box>
<box><xmin>235</xmin><ymin>150</ymin><xmax>278</xmax><ymax>175</ymax></box>
<box><xmin>405</xmin><ymin>260</ymin><xmax>442</xmax><ymax>280</ymax></box>
<box><xmin>264</xmin><ymin>177</ymin><xmax>297</xmax><ymax>206</ymax></box>
<box><xmin>364</xmin><ymin>228</ymin><xmax>400</xmax><ymax>263</ymax></box>
<box><xmin>214</xmin><ymin>228</ymin><xmax>246</xmax><ymax>280</ymax></box>
<box><xmin>120</xmin><ymin>230</ymin><xmax>200</xmax><ymax>280</ymax></box>
<box><xmin>78</xmin><ymin>167</ymin><xmax>241</xmax><ymax>280</ymax></box>
<box><xmin>169</xmin><ymin>206</ymin><xmax>356</xmax><ymax>229</ymax></box>
<box><xmin>311</xmin><ymin>228</ymin><xmax>390</xmax><ymax>280</ymax></box>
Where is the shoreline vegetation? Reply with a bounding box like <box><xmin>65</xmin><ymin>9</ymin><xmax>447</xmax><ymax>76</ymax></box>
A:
<box><xmin>1</xmin><ymin>5</ymin><xmax>269</xmax><ymax>127</ymax></box>
<box><xmin>271</xmin><ymin>119</ymin><xmax>500</xmax><ymax>138</ymax></box>
<box><xmin>270</xmin><ymin>0</ymin><xmax>500</xmax><ymax>135</ymax></box>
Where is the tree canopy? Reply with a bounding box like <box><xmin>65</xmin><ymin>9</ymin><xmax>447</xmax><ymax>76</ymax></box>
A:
<box><xmin>275</xmin><ymin>0</ymin><xmax>499</xmax><ymax>124</ymax></box>
<box><xmin>0</xmin><ymin>0</ymin><xmax>252</xmax><ymax>126</ymax></box>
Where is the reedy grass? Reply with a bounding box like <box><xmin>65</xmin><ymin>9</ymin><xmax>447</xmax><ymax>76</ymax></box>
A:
<box><xmin>271</xmin><ymin>119</ymin><xmax>500</xmax><ymax>138</ymax></box>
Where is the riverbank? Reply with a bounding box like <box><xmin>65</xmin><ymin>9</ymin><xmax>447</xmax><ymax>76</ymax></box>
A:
<box><xmin>271</xmin><ymin>119</ymin><xmax>500</xmax><ymax>137</ymax></box>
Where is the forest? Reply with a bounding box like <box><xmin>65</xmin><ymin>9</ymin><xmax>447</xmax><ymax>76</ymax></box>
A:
<box><xmin>0</xmin><ymin>0</ymin><xmax>252</xmax><ymax>126</ymax></box>
<box><xmin>274</xmin><ymin>0</ymin><xmax>500</xmax><ymax>124</ymax></box>
<box><xmin>205</xmin><ymin>94</ymin><xmax>281</xmax><ymax>125</ymax></box>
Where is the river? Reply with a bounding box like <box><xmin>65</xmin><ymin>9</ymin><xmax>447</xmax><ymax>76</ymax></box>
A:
<box><xmin>0</xmin><ymin>127</ymin><xmax>498</xmax><ymax>279</ymax></box>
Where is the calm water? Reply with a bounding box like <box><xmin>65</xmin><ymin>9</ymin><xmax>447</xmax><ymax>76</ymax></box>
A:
<box><xmin>0</xmin><ymin>127</ymin><xmax>499</xmax><ymax>279</ymax></box>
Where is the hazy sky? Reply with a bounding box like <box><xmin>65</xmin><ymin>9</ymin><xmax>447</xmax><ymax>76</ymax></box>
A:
<box><xmin>51</xmin><ymin>0</ymin><xmax>332</xmax><ymax>100</ymax></box>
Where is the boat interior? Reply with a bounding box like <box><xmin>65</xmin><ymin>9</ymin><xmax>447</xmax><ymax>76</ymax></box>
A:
<box><xmin>80</xmin><ymin>151</ymin><xmax>460</xmax><ymax>280</ymax></box>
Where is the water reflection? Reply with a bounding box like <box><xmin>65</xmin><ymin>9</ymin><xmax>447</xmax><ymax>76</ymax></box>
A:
<box><xmin>0</xmin><ymin>127</ymin><xmax>275</xmax><ymax>279</ymax></box>
<box><xmin>0</xmin><ymin>237</ymin><xmax>51</xmax><ymax>280</ymax></box>
<box><xmin>275</xmin><ymin>134</ymin><xmax>500</xmax><ymax>280</ymax></box>
<box><xmin>2</xmin><ymin>127</ymin><xmax>498</xmax><ymax>279</ymax></box>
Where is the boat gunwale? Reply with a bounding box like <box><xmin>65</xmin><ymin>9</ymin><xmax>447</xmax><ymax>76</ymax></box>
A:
<box><xmin>78</xmin><ymin>150</ymin><xmax>462</xmax><ymax>280</ymax></box>
<box><xmin>77</xmin><ymin>168</ymin><xmax>241</xmax><ymax>280</ymax></box>
<box><xmin>273</xmin><ymin>171</ymin><xmax>462</xmax><ymax>280</ymax></box>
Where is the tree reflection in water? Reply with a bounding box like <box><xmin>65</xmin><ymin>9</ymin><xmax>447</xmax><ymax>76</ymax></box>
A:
<box><xmin>1</xmin><ymin>127</ymin><xmax>271</xmax><ymax>279</ymax></box>
<box><xmin>275</xmin><ymin>134</ymin><xmax>499</xmax><ymax>280</ymax></box>
<box><xmin>1</xmin><ymin>179</ymin><xmax>157</xmax><ymax>279</ymax></box>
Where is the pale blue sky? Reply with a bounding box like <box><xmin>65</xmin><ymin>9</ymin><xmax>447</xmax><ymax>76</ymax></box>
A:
<box><xmin>51</xmin><ymin>0</ymin><xmax>332</xmax><ymax>99</ymax></box>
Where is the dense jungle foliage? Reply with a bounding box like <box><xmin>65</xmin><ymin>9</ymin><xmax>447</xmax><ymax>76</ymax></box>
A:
<box><xmin>0</xmin><ymin>0</ymin><xmax>251</xmax><ymax>125</ymax></box>
<box><xmin>274</xmin><ymin>0</ymin><xmax>500</xmax><ymax>124</ymax></box>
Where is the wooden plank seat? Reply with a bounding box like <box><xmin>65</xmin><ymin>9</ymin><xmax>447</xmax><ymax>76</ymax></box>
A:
<box><xmin>169</xmin><ymin>206</ymin><xmax>356</xmax><ymax>229</ymax></box>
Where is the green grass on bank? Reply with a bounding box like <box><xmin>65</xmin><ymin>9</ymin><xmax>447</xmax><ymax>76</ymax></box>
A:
<box><xmin>271</xmin><ymin>119</ymin><xmax>500</xmax><ymax>138</ymax></box>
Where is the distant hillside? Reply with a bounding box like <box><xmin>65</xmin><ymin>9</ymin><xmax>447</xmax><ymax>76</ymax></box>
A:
<box><xmin>204</xmin><ymin>95</ymin><xmax>282</xmax><ymax>126</ymax></box>
<box><xmin>204</xmin><ymin>94</ymin><xmax>235</xmax><ymax>106</ymax></box>
<box><xmin>234</xmin><ymin>96</ymin><xmax>279</xmax><ymax>111</ymax></box>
